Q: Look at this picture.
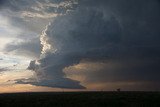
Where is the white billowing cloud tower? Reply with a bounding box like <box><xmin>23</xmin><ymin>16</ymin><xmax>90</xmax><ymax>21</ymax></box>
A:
<box><xmin>40</xmin><ymin>22</ymin><xmax>57</xmax><ymax>57</ymax></box>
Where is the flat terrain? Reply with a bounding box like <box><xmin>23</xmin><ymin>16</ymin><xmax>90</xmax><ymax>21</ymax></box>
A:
<box><xmin>0</xmin><ymin>92</ymin><xmax>160</xmax><ymax>107</ymax></box>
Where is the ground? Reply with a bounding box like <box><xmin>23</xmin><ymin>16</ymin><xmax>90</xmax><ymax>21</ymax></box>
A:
<box><xmin>0</xmin><ymin>92</ymin><xmax>160</xmax><ymax>107</ymax></box>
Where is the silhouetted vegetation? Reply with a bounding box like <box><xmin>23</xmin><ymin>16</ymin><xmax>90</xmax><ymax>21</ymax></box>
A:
<box><xmin>0</xmin><ymin>91</ymin><xmax>160</xmax><ymax>107</ymax></box>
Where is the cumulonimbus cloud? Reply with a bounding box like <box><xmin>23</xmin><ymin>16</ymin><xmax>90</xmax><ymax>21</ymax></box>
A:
<box><xmin>17</xmin><ymin>0</ymin><xmax>122</xmax><ymax>89</ymax></box>
<box><xmin>5</xmin><ymin>0</ymin><xmax>160</xmax><ymax>90</ymax></box>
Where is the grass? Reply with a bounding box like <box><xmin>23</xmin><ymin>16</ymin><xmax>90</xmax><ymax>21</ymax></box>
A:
<box><xmin>0</xmin><ymin>91</ymin><xmax>160</xmax><ymax>107</ymax></box>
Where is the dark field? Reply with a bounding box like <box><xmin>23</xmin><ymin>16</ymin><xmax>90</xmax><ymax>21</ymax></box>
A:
<box><xmin>0</xmin><ymin>92</ymin><xmax>160</xmax><ymax>107</ymax></box>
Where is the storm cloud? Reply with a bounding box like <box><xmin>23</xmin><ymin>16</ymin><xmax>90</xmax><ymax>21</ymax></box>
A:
<box><xmin>1</xmin><ymin>0</ymin><xmax>160</xmax><ymax>90</ymax></box>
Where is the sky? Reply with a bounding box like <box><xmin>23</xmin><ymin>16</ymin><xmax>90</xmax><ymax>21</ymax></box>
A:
<box><xmin>0</xmin><ymin>0</ymin><xmax>160</xmax><ymax>93</ymax></box>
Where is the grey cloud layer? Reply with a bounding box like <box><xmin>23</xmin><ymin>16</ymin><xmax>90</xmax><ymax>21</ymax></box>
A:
<box><xmin>5</xmin><ymin>37</ymin><xmax>41</xmax><ymax>59</ymax></box>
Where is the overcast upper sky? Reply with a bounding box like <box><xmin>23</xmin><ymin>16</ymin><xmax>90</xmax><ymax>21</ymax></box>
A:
<box><xmin>0</xmin><ymin>0</ymin><xmax>160</xmax><ymax>92</ymax></box>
